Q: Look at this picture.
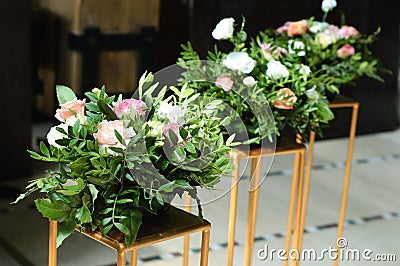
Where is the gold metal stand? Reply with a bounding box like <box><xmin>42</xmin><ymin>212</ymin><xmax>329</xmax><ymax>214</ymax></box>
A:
<box><xmin>226</xmin><ymin>136</ymin><xmax>306</xmax><ymax>266</ymax></box>
<box><xmin>48</xmin><ymin>206</ymin><xmax>211</xmax><ymax>266</ymax></box>
<box><xmin>298</xmin><ymin>95</ymin><xmax>359</xmax><ymax>266</ymax></box>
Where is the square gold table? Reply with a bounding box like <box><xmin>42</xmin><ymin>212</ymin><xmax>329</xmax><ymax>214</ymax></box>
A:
<box><xmin>298</xmin><ymin>95</ymin><xmax>359</xmax><ymax>266</ymax></box>
<box><xmin>48</xmin><ymin>205</ymin><xmax>211</xmax><ymax>266</ymax></box>
<box><xmin>226</xmin><ymin>135</ymin><xmax>307</xmax><ymax>266</ymax></box>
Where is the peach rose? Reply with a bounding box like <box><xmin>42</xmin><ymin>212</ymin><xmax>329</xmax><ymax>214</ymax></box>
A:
<box><xmin>55</xmin><ymin>99</ymin><xmax>86</xmax><ymax>122</ymax></box>
<box><xmin>287</xmin><ymin>20</ymin><xmax>308</xmax><ymax>37</ymax></box>
<box><xmin>93</xmin><ymin>120</ymin><xmax>136</xmax><ymax>155</ymax></box>
<box><xmin>273</xmin><ymin>88</ymin><xmax>297</xmax><ymax>110</ymax></box>
<box><xmin>337</xmin><ymin>44</ymin><xmax>355</xmax><ymax>58</ymax></box>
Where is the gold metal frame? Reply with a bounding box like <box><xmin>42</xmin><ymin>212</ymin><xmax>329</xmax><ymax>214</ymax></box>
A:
<box><xmin>226</xmin><ymin>136</ymin><xmax>307</xmax><ymax>266</ymax></box>
<box><xmin>298</xmin><ymin>95</ymin><xmax>359</xmax><ymax>266</ymax></box>
<box><xmin>48</xmin><ymin>205</ymin><xmax>211</xmax><ymax>266</ymax></box>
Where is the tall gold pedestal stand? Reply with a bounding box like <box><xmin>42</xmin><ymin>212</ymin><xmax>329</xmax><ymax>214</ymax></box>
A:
<box><xmin>48</xmin><ymin>205</ymin><xmax>211</xmax><ymax>266</ymax></box>
<box><xmin>226</xmin><ymin>136</ymin><xmax>306</xmax><ymax>266</ymax></box>
<box><xmin>298</xmin><ymin>95</ymin><xmax>359</xmax><ymax>266</ymax></box>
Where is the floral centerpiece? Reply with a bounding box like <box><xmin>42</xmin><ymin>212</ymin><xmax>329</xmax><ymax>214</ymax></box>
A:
<box><xmin>178</xmin><ymin>14</ymin><xmax>335</xmax><ymax>143</ymax></box>
<box><xmin>13</xmin><ymin>72</ymin><xmax>235</xmax><ymax>247</ymax></box>
<box><xmin>262</xmin><ymin>0</ymin><xmax>388</xmax><ymax>96</ymax></box>
<box><xmin>177</xmin><ymin>0</ymin><xmax>388</xmax><ymax>143</ymax></box>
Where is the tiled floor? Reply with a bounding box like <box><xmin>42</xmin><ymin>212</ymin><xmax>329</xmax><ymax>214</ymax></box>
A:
<box><xmin>0</xmin><ymin>123</ymin><xmax>399</xmax><ymax>266</ymax></box>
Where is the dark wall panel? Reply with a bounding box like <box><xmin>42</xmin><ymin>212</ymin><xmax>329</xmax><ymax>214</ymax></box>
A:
<box><xmin>0</xmin><ymin>0</ymin><xmax>32</xmax><ymax>179</ymax></box>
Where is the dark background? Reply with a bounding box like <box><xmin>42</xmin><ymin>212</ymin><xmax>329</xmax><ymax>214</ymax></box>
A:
<box><xmin>1</xmin><ymin>0</ymin><xmax>398</xmax><ymax>180</ymax></box>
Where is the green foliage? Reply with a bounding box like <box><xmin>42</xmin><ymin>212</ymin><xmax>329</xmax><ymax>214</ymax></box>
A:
<box><xmin>13</xmin><ymin>72</ymin><xmax>235</xmax><ymax>247</ymax></box>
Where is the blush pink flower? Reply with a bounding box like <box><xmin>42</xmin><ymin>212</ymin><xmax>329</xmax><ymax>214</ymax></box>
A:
<box><xmin>337</xmin><ymin>44</ymin><xmax>355</xmax><ymax>58</ymax></box>
<box><xmin>55</xmin><ymin>99</ymin><xmax>86</xmax><ymax>122</ymax></box>
<box><xmin>215</xmin><ymin>73</ymin><xmax>234</xmax><ymax>92</ymax></box>
<box><xmin>112</xmin><ymin>98</ymin><xmax>146</xmax><ymax>119</ymax></box>
<box><xmin>93</xmin><ymin>120</ymin><xmax>136</xmax><ymax>155</ymax></box>
<box><xmin>338</xmin><ymin>25</ymin><xmax>359</xmax><ymax>39</ymax></box>
<box><xmin>273</xmin><ymin>88</ymin><xmax>297</xmax><ymax>110</ymax></box>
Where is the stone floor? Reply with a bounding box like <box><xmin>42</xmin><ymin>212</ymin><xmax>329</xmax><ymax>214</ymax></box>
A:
<box><xmin>0</xmin><ymin>122</ymin><xmax>399</xmax><ymax>266</ymax></box>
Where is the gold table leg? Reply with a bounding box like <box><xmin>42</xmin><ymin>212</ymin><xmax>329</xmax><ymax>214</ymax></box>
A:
<box><xmin>227</xmin><ymin>155</ymin><xmax>240</xmax><ymax>266</ymax></box>
<box><xmin>130</xmin><ymin>249</ymin><xmax>138</xmax><ymax>266</ymax></box>
<box><xmin>333</xmin><ymin>103</ymin><xmax>359</xmax><ymax>266</ymax></box>
<box><xmin>200</xmin><ymin>228</ymin><xmax>211</xmax><ymax>266</ymax></box>
<box><xmin>283</xmin><ymin>152</ymin><xmax>300</xmax><ymax>266</ymax></box>
<box><xmin>298</xmin><ymin>101</ymin><xmax>359</xmax><ymax>266</ymax></box>
<box><xmin>117</xmin><ymin>250</ymin><xmax>127</xmax><ymax>266</ymax></box>
<box><xmin>48</xmin><ymin>220</ymin><xmax>57</xmax><ymax>266</ymax></box>
<box><xmin>243</xmin><ymin>156</ymin><xmax>262</xmax><ymax>266</ymax></box>
<box><xmin>296</xmin><ymin>131</ymin><xmax>315</xmax><ymax>254</ymax></box>
<box><xmin>291</xmin><ymin>148</ymin><xmax>306</xmax><ymax>266</ymax></box>
<box><xmin>183</xmin><ymin>193</ymin><xmax>192</xmax><ymax>266</ymax></box>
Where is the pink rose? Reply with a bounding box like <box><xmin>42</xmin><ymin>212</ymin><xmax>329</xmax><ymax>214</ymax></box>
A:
<box><xmin>55</xmin><ymin>99</ymin><xmax>86</xmax><ymax>122</ymax></box>
<box><xmin>338</xmin><ymin>25</ymin><xmax>359</xmax><ymax>39</ymax></box>
<box><xmin>287</xmin><ymin>20</ymin><xmax>308</xmax><ymax>37</ymax></box>
<box><xmin>163</xmin><ymin>123</ymin><xmax>181</xmax><ymax>147</ymax></box>
<box><xmin>337</xmin><ymin>44</ymin><xmax>355</xmax><ymax>58</ymax></box>
<box><xmin>93</xmin><ymin>120</ymin><xmax>136</xmax><ymax>154</ymax></box>
<box><xmin>112</xmin><ymin>98</ymin><xmax>146</xmax><ymax>119</ymax></box>
<box><xmin>215</xmin><ymin>73</ymin><xmax>234</xmax><ymax>92</ymax></box>
<box><xmin>273</xmin><ymin>88</ymin><xmax>297</xmax><ymax>110</ymax></box>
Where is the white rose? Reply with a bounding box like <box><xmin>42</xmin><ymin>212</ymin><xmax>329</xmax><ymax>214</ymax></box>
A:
<box><xmin>46</xmin><ymin>123</ymin><xmax>69</xmax><ymax>148</ymax></box>
<box><xmin>321</xmin><ymin>0</ymin><xmax>337</xmax><ymax>12</ymax></box>
<box><xmin>298</xmin><ymin>64</ymin><xmax>311</xmax><ymax>76</ymax></box>
<box><xmin>266</xmin><ymin>60</ymin><xmax>289</xmax><ymax>80</ymax></box>
<box><xmin>243</xmin><ymin>76</ymin><xmax>257</xmax><ymax>86</ymax></box>
<box><xmin>306</xmin><ymin>86</ymin><xmax>320</xmax><ymax>104</ymax></box>
<box><xmin>222</xmin><ymin>52</ymin><xmax>256</xmax><ymax>74</ymax></box>
<box><xmin>157</xmin><ymin>101</ymin><xmax>174</xmax><ymax>120</ymax></box>
<box><xmin>157</xmin><ymin>101</ymin><xmax>186</xmax><ymax>124</ymax></box>
<box><xmin>288</xmin><ymin>40</ymin><xmax>306</xmax><ymax>57</ymax></box>
<box><xmin>212</xmin><ymin>17</ymin><xmax>235</xmax><ymax>40</ymax></box>
<box><xmin>309</xmin><ymin>21</ymin><xmax>329</xmax><ymax>33</ymax></box>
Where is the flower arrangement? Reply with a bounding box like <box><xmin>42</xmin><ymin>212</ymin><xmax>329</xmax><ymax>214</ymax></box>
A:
<box><xmin>13</xmin><ymin>72</ymin><xmax>235</xmax><ymax>247</ymax></box>
<box><xmin>263</xmin><ymin>0</ymin><xmax>388</xmax><ymax>95</ymax></box>
<box><xmin>178</xmin><ymin>15</ymin><xmax>335</xmax><ymax>144</ymax></box>
<box><xmin>177</xmin><ymin>0</ymin><xmax>388</xmax><ymax>143</ymax></box>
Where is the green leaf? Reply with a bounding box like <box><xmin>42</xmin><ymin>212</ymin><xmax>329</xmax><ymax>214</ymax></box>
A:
<box><xmin>168</xmin><ymin>129</ymin><xmax>179</xmax><ymax>145</ymax></box>
<box><xmin>40</xmin><ymin>141</ymin><xmax>50</xmax><ymax>157</ymax></box>
<box><xmin>75</xmin><ymin>205</ymin><xmax>92</xmax><ymax>223</ymax></box>
<box><xmin>114</xmin><ymin>130</ymin><xmax>125</xmax><ymax>146</ymax></box>
<box><xmin>56</xmin><ymin>221</ymin><xmax>76</xmax><ymax>248</ymax></box>
<box><xmin>56</xmin><ymin>85</ymin><xmax>76</xmax><ymax>104</ymax></box>
<box><xmin>114</xmin><ymin>222</ymin><xmax>131</xmax><ymax>236</ymax></box>
<box><xmin>116</xmin><ymin>198</ymin><xmax>134</xmax><ymax>204</ymax></box>
<box><xmin>184</xmin><ymin>141</ymin><xmax>196</xmax><ymax>154</ymax></box>
<box><xmin>72</xmin><ymin>119</ymin><xmax>80</xmax><ymax>136</ymax></box>
<box><xmin>97</xmin><ymin>99</ymin><xmax>117</xmax><ymax>120</ymax></box>
<box><xmin>226</xmin><ymin>134</ymin><xmax>236</xmax><ymax>145</ymax></box>
<box><xmin>121</xmin><ymin>209</ymin><xmax>143</xmax><ymax>247</ymax></box>
<box><xmin>158</xmin><ymin>181</ymin><xmax>176</xmax><ymax>193</ymax></box>
<box><xmin>34</xmin><ymin>198</ymin><xmax>71</xmax><ymax>221</ymax></box>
